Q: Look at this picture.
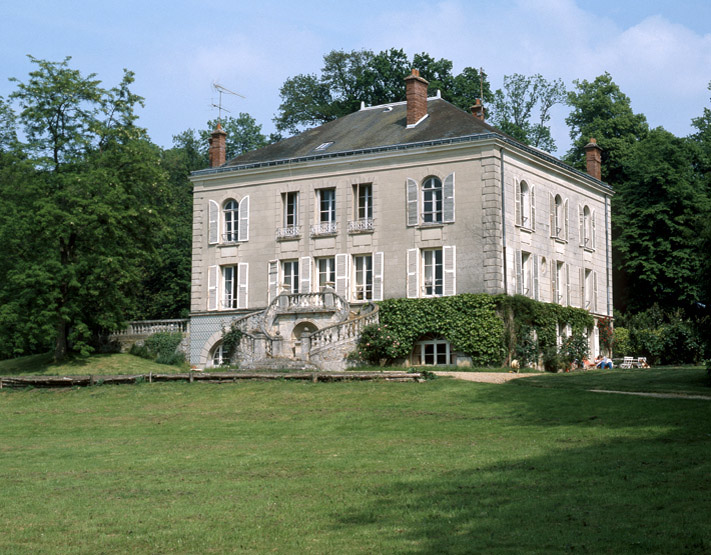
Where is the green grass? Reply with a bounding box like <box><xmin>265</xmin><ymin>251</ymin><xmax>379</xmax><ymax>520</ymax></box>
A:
<box><xmin>0</xmin><ymin>352</ymin><xmax>187</xmax><ymax>376</ymax></box>
<box><xmin>1</xmin><ymin>369</ymin><xmax>710</xmax><ymax>553</ymax></box>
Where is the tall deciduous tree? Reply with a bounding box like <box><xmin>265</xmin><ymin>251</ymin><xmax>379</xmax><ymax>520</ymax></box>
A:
<box><xmin>274</xmin><ymin>48</ymin><xmax>492</xmax><ymax>134</ymax></box>
<box><xmin>565</xmin><ymin>73</ymin><xmax>648</xmax><ymax>185</ymax></box>
<box><xmin>0</xmin><ymin>57</ymin><xmax>167</xmax><ymax>361</ymax></box>
<box><xmin>490</xmin><ymin>73</ymin><xmax>566</xmax><ymax>152</ymax></box>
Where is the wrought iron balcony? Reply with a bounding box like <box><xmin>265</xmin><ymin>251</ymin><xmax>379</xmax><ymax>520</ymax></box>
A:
<box><xmin>310</xmin><ymin>222</ymin><xmax>338</xmax><ymax>236</ymax></box>
<box><xmin>276</xmin><ymin>225</ymin><xmax>301</xmax><ymax>239</ymax></box>
<box><xmin>347</xmin><ymin>218</ymin><xmax>374</xmax><ymax>233</ymax></box>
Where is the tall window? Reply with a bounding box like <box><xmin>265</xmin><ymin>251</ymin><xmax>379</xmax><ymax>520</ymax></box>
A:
<box><xmin>284</xmin><ymin>192</ymin><xmax>298</xmax><ymax>227</ymax></box>
<box><xmin>319</xmin><ymin>188</ymin><xmax>336</xmax><ymax>223</ymax></box>
<box><xmin>353</xmin><ymin>254</ymin><xmax>373</xmax><ymax>300</ymax></box>
<box><xmin>355</xmin><ymin>183</ymin><xmax>372</xmax><ymax>221</ymax></box>
<box><xmin>224</xmin><ymin>199</ymin><xmax>239</xmax><ymax>242</ymax></box>
<box><xmin>317</xmin><ymin>257</ymin><xmax>335</xmax><ymax>290</ymax></box>
<box><xmin>282</xmin><ymin>260</ymin><xmax>299</xmax><ymax>294</ymax></box>
<box><xmin>422</xmin><ymin>177</ymin><xmax>443</xmax><ymax>223</ymax></box>
<box><xmin>554</xmin><ymin>195</ymin><xmax>563</xmax><ymax>238</ymax></box>
<box><xmin>223</xmin><ymin>265</ymin><xmax>238</xmax><ymax>308</ymax></box>
<box><xmin>581</xmin><ymin>205</ymin><xmax>595</xmax><ymax>249</ymax></box>
<box><xmin>422</xmin><ymin>249</ymin><xmax>443</xmax><ymax>296</ymax></box>
<box><xmin>520</xmin><ymin>181</ymin><xmax>530</xmax><ymax>228</ymax></box>
<box><xmin>522</xmin><ymin>252</ymin><xmax>532</xmax><ymax>297</ymax></box>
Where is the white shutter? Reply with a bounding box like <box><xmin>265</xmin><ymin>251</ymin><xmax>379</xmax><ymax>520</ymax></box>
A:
<box><xmin>208</xmin><ymin>200</ymin><xmax>219</xmax><ymax>244</ymax></box>
<box><xmin>443</xmin><ymin>172</ymin><xmax>455</xmax><ymax>223</ymax></box>
<box><xmin>533</xmin><ymin>254</ymin><xmax>539</xmax><ymax>300</ymax></box>
<box><xmin>514</xmin><ymin>182</ymin><xmax>522</xmax><ymax>227</ymax></box>
<box><xmin>564</xmin><ymin>198</ymin><xmax>570</xmax><ymax>242</ymax></box>
<box><xmin>578</xmin><ymin>204</ymin><xmax>584</xmax><ymax>247</ymax></box>
<box><xmin>407</xmin><ymin>249</ymin><xmax>418</xmax><ymax>298</ymax></box>
<box><xmin>208</xmin><ymin>265</ymin><xmax>218</xmax><ymax>310</ymax></box>
<box><xmin>580</xmin><ymin>268</ymin><xmax>585</xmax><ymax>308</ymax></box>
<box><xmin>373</xmin><ymin>252</ymin><xmax>384</xmax><ymax>301</ymax></box>
<box><xmin>593</xmin><ymin>271</ymin><xmax>598</xmax><ymax>313</ymax></box>
<box><xmin>592</xmin><ymin>210</ymin><xmax>597</xmax><ymax>250</ymax></box>
<box><xmin>406</xmin><ymin>178</ymin><xmax>418</xmax><ymax>226</ymax></box>
<box><xmin>549</xmin><ymin>193</ymin><xmax>555</xmax><ymax>237</ymax></box>
<box><xmin>300</xmin><ymin>256</ymin><xmax>312</xmax><ymax>294</ymax></box>
<box><xmin>238</xmin><ymin>195</ymin><xmax>249</xmax><ymax>242</ymax></box>
<box><xmin>530</xmin><ymin>185</ymin><xmax>536</xmax><ymax>231</ymax></box>
<box><xmin>444</xmin><ymin>246</ymin><xmax>456</xmax><ymax>296</ymax></box>
<box><xmin>268</xmin><ymin>260</ymin><xmax>279</xmax><ymax>302</ymax></box>
<box><xmin>565</xmin><ymin>263</ymin><xmax>571</xmax><ymax>306</ymax></box>
<box><xmin>515</xmin><ymin>250</ymin><xmax>523</xmax><ymax>295</ymax></box>
<box><xmin>237</xmin><ymin>262</ymin><xmax>248</xmax><ymax>308</ymax></box>
<box><xmin>335</xmin><ymin>253</ymin><xmax>348</xmax><ymax>299</ymax></box>
<box><xmin>551</xmin><ymin>260</ymin><xmax>558</xmax><ymax>304</ymax></box>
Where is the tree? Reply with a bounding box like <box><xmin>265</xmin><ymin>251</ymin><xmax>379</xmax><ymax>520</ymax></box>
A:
<box><xmin>490</xmin><ymin>73</ymin><xmax>566</xmax><ymax>152</ymax></box>
<box><xmin>274</xmin><ymin>48</ymin><xmax>493</xmax><ymax>134</ymax></box>
<box><xmin>0</xmin><ymin>57</ymin><xmax>168</xmax><ymax>361</ymax></box>
<box><xmin>565</xmin><ymin>73</ymin><xmax>648</xmax><ymax>185</ymax></box>
<box><xmin>613</xmin><ymin>127</ymin><xmax>709</xmax><ymax>313</ymax></box>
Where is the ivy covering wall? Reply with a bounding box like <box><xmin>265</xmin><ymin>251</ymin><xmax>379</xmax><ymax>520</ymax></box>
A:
<box><xmin>352</xmin><ymin>294</ymin><xmax>595</xmax><ymax>368</ymax></box>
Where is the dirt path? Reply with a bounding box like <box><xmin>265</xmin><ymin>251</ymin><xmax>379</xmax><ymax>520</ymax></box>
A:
<box><xmin>590</xmin><ymin>389</ymin><xmax>711</xmax><ymax>401</ymax></box>
<box><xmin>433</xmin><ymin>371</ymin><xmax>538</xmax><ymax>384</ymax></box>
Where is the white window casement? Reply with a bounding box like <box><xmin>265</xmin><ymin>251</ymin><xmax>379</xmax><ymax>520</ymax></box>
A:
<box><xmin>581</xmin><ymin>268</ymin><xmax>598</xmax><ymax>312</ymax></box>
<box><xmin>551</xmin><ymin>260</ymin><xmax>569</xmax><ymax>306</ymax></box>
<box><xmin>349</xmin><ymin>183</ymin><xmax>374</xmax><ymax>233</ymax></box>
<box><xmin>516</xmin><ymin>251</ymin><xmax>539</xmax><ymax>299</ymax></box>
<box><xmin>515</xmin><ymin>180</ymin><xmax>536</xmax><ymax>231</ymax></box>
<box><xmin>406</xmin><ymin>173</ymin><xmax>454</xmax><ymax>226</ymax></box>
<box><xmin>208</xmin><ymin>197</ymin><xmax>249</xmax><ymax>245</ymax></box>
<box><xmin>549</xmin><ymin>194</ymin><xmax>568</xmax><ymax>241</ymax></box>
<box><xmin>282</xmin><ymin>260</ymin><xmax>299</xmax><ymax>294</ymax></box>
<box><xmin>407</xmin><ymin>246</ymin><xmax>456</xmax><ymax>298</ymax></box>
<box><xmin>209</xmin><ymin>263</ymin><xmax>248</xmax><ymax>310</ymax></box>
<box><xmin>353</xmin><ymin>254</ymin><xmax>373</xmax><ymax>301</ymax></box>
<box><xmin>579</xmin><ymin>204</ymin><xmax>596</xmax><ymax>250</ymax></box>
<box><xmin>317</xmin><ymin>257</ymin><xmax>336</xmax><ymax>290</ymax></box>
<box><xmin>312</xmin><ymin>188</ymin><xmax>337</xmax><ymax>236</ymax></box>
<box><xmin>277</xmin><ymin>192</ymin><xmax>300</xmax><ymax>239</ymax></box>
<box><xmin>411</xmin><ymin>335</ymin><xmax>452</xmax><ymax>366</ymax></box>
<box><xmin>209</xmin><ymin>343</ymin><xmax>225</xmax><ymax>367</ymax></box>
<box><xmin>223</xmin><ymin>199</ymin><xmax>239</xmax><ymax>243</ymax></box>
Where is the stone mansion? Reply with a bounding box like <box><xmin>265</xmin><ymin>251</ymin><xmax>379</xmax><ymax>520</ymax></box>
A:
<box><xmin>187</xmin><ymin>69</ymin><xmax>612</xmax><ymax>369</ymax></box>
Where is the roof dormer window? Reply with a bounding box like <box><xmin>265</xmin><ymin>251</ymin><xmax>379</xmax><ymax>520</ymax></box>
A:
<box><xmin>314</xmin><ymin>141</ymin><xmax>334</xmax><ymax>151</ymax></box>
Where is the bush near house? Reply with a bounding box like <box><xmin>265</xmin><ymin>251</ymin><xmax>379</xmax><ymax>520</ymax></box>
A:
<box><xmin>130</xmin><ymin>332</ymin><xmax>185</xmax><ymax>366</ymax></box>
<box><xmin>352</xmin><ymin>294</ymin><xmax>594</xmax><ymax>370</ymax></box>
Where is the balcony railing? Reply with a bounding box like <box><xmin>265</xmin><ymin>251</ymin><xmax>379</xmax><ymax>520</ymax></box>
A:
<box><xmin>310</xmin><ymin>222</ymin><xmax>337</xmax><ymax>236</ymax></box>
<box><xmin>276</xmin><ymin>225</ymin><xmax>301</xmax><ymax>239</ymax></box>
<box><xmin>347</xmin><ymin>218</ymin><xmax>374</xmax><ymax>233</ymax></box>
<box><xmin>222</xmin><ymin>233</ymin><xmax>239</xmax><ymax>243</ymax></box>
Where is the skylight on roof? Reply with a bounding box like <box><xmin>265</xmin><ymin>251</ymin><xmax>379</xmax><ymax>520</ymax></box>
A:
<box><xmin>315</xmin><ymin>141</ymin><xmax>334</xmax><ymax>151</ymax></box>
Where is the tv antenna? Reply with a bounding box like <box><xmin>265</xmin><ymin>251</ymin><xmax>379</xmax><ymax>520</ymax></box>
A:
<box><xmin>212</xmin><ymin>82</ymin><xmax>245</xmax><ymax>122</ymax></box>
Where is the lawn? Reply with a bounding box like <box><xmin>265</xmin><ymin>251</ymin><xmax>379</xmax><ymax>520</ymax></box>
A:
<box><xmin>1</xmin><ymin>368</ymin><xmax>710</xmax><ymax>553</ymax></box>
<box><xmin>0</xmin><ymin>353</ymin><xmax>186</xmax><ymax>376</ymax></box>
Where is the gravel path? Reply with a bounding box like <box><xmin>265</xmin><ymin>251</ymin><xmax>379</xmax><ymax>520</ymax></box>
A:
<box><xmin>433</xmin><ymin>371</ymin><xmax>539</xmax><ymax>384</ymax></box>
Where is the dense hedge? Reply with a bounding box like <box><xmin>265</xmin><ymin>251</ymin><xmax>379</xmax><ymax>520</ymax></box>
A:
<box><xmin>351</xmin><ymin>294</ymin><xmax>595</xmax><ymax>368</ymax></box>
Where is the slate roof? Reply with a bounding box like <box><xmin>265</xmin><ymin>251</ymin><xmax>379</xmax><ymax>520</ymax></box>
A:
<box><xmin>224</xmin><ymin>97</ymin><xmax>498</xmax><ymax>167</ymax></box>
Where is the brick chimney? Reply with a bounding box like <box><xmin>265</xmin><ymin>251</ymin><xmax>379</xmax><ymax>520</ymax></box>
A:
<box><xmin>405</xmin><ymin>69</ymin><xmax>429</xmax><ymax>126</ymax></box>
<box><xmin>471</xmin><ymin>98</ymin><xmax>485</xmax><ymax>122</ymax></box>
<box><xmin>208</xmin><ymin>123</ymin><xmax>227</xmax><ymax>168</ymax></box>
<box><xmin>584</xmin><ymin>138</ymin><xmax>602</xmax><ymax>180</ymax></box>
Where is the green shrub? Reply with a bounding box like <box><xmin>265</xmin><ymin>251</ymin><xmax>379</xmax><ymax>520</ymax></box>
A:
<box><xmin>612</xmin><ymin>327</ymin><xmax>630</xmax><ymax>358</ymax></box>
<box><xmin>560</xmin><ymin>331</ymin><xmax>590</xmax><ymax>368</ymax></box>
<box><xmin>131</xmin><ymin>332</ymin><xmax>184</xmax><ymax>366</ymax></box>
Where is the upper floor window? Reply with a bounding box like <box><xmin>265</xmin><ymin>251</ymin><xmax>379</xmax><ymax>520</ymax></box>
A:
<box><xmin>582</xmin><ymin>268</ymin><xmax>598</xmax><ymax>312</ymax></box>
<box><xmin>579</xmin><ymin>204</ymin><xmax>596</xmax><ymax>250</ymax></box>
<box><xmin>277</xmin><ymin>192</ymin><xmax>301</xmax><ymax>239</ymax></box>
<box><xmin>422</xmin><ymin>248</ymin><xmax>444</xmax><ymax>297</ymax></box>
<box><xmin>551</xmin><ymin>260</ymin><xmax>569</xmax><ymax>306</ymax></box>
<box><xmin>515</xmin><ymin>181</ymin><xmax>536</xmax><ymax>231</ymax></box>
<box><xmin>312</xmin><ymin>188</ymin><xmax>337</xmax><ymax>236</ymax></box>
<box><xmin>550</xmin><ymin>194</ymin><xmax>568</xmax><ymax>241</ymax></box>
<box><xmin>406</xmin><ymin>173</ymin><xmax>455</xmax><ymax>227</ymax></box>
<box><xmin>422</xmin><ymin>177</ymin><xmax>443</xmax><ymax>223</ymax></box>
<box><xmin>349</xmin><ymin>183</ymin><xmax>374</xmax><ymax>233</ymax></box>
<box><xmin>223</xmin><ymin>199</ymin><xmax>239</xmax><ymax>243</ymax></box>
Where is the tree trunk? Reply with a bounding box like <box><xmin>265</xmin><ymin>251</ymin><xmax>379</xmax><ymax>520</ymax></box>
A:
<box><xmin>54</xmin><ymin>320</ymin><xmax>68</xmax><ymax>363</ymax></box>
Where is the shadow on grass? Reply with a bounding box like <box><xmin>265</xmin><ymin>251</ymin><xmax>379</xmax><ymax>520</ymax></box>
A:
<box><xmin>333</xmin><ymin>386</ymin><xmax>711</xmax><ymax>553</ymax></box>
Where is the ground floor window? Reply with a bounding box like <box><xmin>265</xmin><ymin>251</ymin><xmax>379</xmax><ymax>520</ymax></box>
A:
<box><xmin>282</xmin><ymin>260</ymin><xmax>299</xmax><ymax>293</ymax></box>
<box><xmin>317</xmin><ymin>257</ymin><xmax>335</xmax><ymax>290</ymax></box>
<box><xmin>210</xmin><ymin>343</ymin><xmax>225</xmax><ymax>367</ymax></box>
<box><xmin>422</xmin><ymin>249</ymin><xmax>443</xmax><ymax>296</ymax></box>
<box><xmin>223</xmin><ymin>266</ymin><xmax>238</xmax><ymax>309</ymax></box>
<box><xmin>353</xmin><ymin>254</ymin><xmax>373</xmax><ymax>300</ymax></box>
<box><xmin>411</xmin><ymin>335</ymin><xmax>451</xmax><ymax>366</ymax></box>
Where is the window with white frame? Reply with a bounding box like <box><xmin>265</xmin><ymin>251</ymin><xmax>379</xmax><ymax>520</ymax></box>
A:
<box><xmin>582</xmin><ymin>268</ymin><xmax>597</xmax><ymax>312</ymax></box>
<box><xmin>422</xmin><ymin>249</ymin><xmax>443</xmax><ymax>297</ymax></box>
<box><xmin>516</xmin><ymin>181</ymin><xmax>535</xmax><ymax>230</ymax></box>
<box><xmin>311</xmin><ymin>188</ymin><xmax>337</xmax><ymax>235</ymax></box>
<box><xmin>349</xmin><ymin>183</ymin><xmax>373</xmax><ymax>232</ymax></box>
<box><xmin>411</xmin><ymin>335</ymin><xmax>452</xmax><ymax>366</ymax></box>
<box><xmin>552</xmin><ymin>260</ymin><xmax>568</xmax><ymax>306</ymax></box>
<box><xmin>579</xmin><ymin>204</ymin><xmax>596</xmax><ymax>250</ymax></box>
<box><xmin>353</xmin><ymin>254</ymin><xmax>373</xmax><ymax>301</ymax></box>
<box><xmin>550</xmin><ymin>194</ymin><xmax>568</xmax><ymax>241</ymax></box>
<box><xmin>317</xmin><ymin>257</ymin><xmax>335</xmax><ymax>290</ymax></box>
<box><xmin>277</xmin><ymin>192</ymin><xmax>300</xmax><ymax>239</ymax></box>
<box><xmin>223</xmin><ymin>199</ymin><xmax>239</xmax><ymax>242</ymax></box>
<box><xmin>422</xmin><ymin>177</ymin><xmax>443</xmax><ymax>223</ymax></box>
<box><xmin>223</xmin><ymin>265</ymin><xmax>239</xmax><ymax>309</ymax></box>
<box><xmin>520</xmin><ymin>251</ymin><xmax>532</xmax><ymax>297</ymax></box>
<box><xmin>210</xmin><ymin>343</ymin><xmax>225</xmax><ymax>367</ymax></box>
<box><xmin>282</xmin><ymin>260</ymin><xmax>299</xmax><ymax>294</ymax></box>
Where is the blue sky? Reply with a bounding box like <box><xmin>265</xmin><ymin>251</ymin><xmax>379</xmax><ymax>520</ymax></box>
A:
<box><xmin>2</xmin><ymin>0</ymin><xmax>710</xmax><ymax>154</ymax></box>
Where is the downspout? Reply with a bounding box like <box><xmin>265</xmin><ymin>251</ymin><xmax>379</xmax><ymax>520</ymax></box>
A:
<box><xmin>500</xmin><ymin>148</ymin><xmax>507</xmax><ymax>295</ymax></box>
<box><xmin>605</xmin><ymin>194</ymin><xmax>611</xmax><ymax>316</ymax></box>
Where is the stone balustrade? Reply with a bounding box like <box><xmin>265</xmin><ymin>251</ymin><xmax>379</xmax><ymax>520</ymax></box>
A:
<box><xmin>113</xmin><ymin>319</ymin><xmax>189</xmax><ymax>336</ymax></box>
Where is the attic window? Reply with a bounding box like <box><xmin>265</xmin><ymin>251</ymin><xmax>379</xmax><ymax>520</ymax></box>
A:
<box><xmin>315</xmin><ymin>141</ymin><xmax>334</xmax><ymax>151</ymax></box>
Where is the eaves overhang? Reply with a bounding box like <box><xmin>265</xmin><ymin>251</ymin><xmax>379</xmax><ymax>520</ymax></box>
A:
<box><xmin>191</xmin><ymin>132</ymin><xmax>613</xmax><ymax>194</ymax></box>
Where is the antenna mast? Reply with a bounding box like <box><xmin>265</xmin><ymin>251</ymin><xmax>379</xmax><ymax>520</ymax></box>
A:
<box><xmin>212</xmin><ymin>82</ymin><xmax>246</xmax><ymax>122</ymax></box>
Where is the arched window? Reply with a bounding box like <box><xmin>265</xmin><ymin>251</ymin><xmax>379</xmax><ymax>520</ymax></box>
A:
<box><xmin>422</xmin><ymin>176</ymin><xmax>443</xmax><ymax>223</ymax></box>
<box><xmin>224</xmin><ymin>199</ymin><xmax>239</xmax><ymax>242</ymax></box>
<box><xmin>554</xmin><ymin>195</ymin><xmax>563</xmax><ymax>238</ymax></box>
<box><xmin>209</xmin><ymin>342</ymin><xmax>225</xmax><ymax>367</ymax></box>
